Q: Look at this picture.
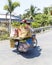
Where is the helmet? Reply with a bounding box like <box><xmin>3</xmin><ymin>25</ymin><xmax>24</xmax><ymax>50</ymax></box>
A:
<box><xmin>21</xmin><ymin>19</ymin><xmax>31</xmax><ymax>25</ymax></box>
<box><xmin>21</xmin><ymin>19</ymin><xmax>27</xmax><ymax>23</ymax></box>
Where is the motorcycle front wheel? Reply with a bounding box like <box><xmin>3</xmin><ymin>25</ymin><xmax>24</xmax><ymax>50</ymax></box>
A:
<box><xmin>33</xmin><ymin>39</ymin><xmax>37</xmax><ymax>47</ymax></box>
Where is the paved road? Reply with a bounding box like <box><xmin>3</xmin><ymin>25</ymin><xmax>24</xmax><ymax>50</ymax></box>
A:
<box><xmin>0</xmin><ymin>30</ymin><xmax>52</xmax><ymax>65</ymax></box>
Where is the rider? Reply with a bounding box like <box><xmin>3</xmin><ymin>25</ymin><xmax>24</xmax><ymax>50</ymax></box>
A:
<box><xmin>21</xmin><ymin>19</ymin><xmax>33</xmax><ymax>46</ymax></box>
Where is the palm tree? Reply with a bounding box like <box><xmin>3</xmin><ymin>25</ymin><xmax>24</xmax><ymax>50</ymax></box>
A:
<box><xmin>30</xmin><ymin>5</ymin><xmax>36</xmax><ymax>17</ymax></box>
<box><xmin>6</xmin><ymin>12</ymin><xmax>9</xmax><ymax>20</ymax></box>
<box><xmin>25</xmin><ymin>5</ymin><xmax>40</xmax><ymax>19</ymax></box>
<box><xmin>4</xmin><ymin>0</ymin><xmax>20</xmax><ymax>33</ymax></box>
<box><xmin>43</xmin><ymin>7</ymin><xmax>48</xmax><ymax>15</ymax></box>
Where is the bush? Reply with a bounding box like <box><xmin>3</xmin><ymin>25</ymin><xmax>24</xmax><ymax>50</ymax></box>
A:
<box><xmin>48</xmin><ymin>19</ymin><xmax>52</xmax><ymax>25</ymax></box>
<box><xmin>12</xmin><ymin>21</ymin><xmax>20</xmax><ymax>27</ymax></box>
<box><xmin>31</xmin><ymin>22</ymin><xmax>40</xmax><ymax>28</ymax></box>
<box><xmin>0</xmin><ymin>32</ymin><xmax>9</xmax><ymax>40</ymax></box>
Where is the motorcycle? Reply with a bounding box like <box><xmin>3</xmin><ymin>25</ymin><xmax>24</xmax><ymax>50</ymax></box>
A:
<box><xmin>14</xmin><ymin>34</ymin><xmax>37</xmax><ymax>52</ymax></box>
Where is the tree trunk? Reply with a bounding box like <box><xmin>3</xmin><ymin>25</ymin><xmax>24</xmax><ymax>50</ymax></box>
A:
<box><xmin>9</xmin><ymin>13</ymin><xmax>11</xmax><ymax>35</ymax></box>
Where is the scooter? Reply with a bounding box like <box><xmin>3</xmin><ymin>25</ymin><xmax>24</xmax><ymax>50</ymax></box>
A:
<box><xmin>15</xmin><ymin>34</ymin><xmax>37</xmax><ymax>52</ymax></box>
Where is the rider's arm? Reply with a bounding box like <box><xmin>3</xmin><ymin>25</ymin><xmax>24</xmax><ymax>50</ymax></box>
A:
<box><xmin>30</xmin><ymin>27</ymin><xmax>34</xmax><ymax>32</ymax></box>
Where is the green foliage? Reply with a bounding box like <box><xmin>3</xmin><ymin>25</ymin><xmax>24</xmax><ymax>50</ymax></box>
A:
<box><xmin>4</xmin><ymin>2</ymin><xmax>52</xmax><ymax>28</ymax></box>
<box><xmin>12</xmin><ymin>2</ymin><xmax>20</xmax><ymax>8</ymax></box>
<box><xmin>0</xmin><ymin>32</ymin><xmax>9</xmax><ymax>40</ymax></box>
<box><xmin>48</xmin><ymin>19</ymin><xmax>52</xmax><ymax>25</ymax></box>
<box><xmin>30</xmin><ymin>5</ymin><xmax>35</xmax><ymax>16</ymax></box>
<box><xmin>12</xmin><ymin>21</ymin><xmax>27</xmax><ymax>28</ymax></box>
<box><xmin>31</xmin><ymin>22</ymin><xmax>40</xmax><ymax>28</ymax></box>
<box><xmin>12</xmin><ymin>21</ymin><xmax>20</xmax><ymax>27</ymax></box>
<box><xmin>30</xmin><ymin>13</ymin><xmax>50</xmax><ymax>28</ymax></box>
<box><xmin>22</xmin><ymin>5</ymin><xmax>52</xmax><ymax>28</ymax></box>
<box><xmin>3</xmin><ymin>0</ymin><xmax>20</xmax><ymax>33</ymax></box>
<box><xmin>41</xmin><ymin>14</ymin><xmax>49</xmax><ymax>26</ymax></box>
<box><xmin>22</xmin><ymin>5</ymin><xmax>40</xmax><ymax>19</ymax></box>
<box><xmin>43</xmin><ymin>7</ymin><xmax>48</xmax><ymax>15</ymax></box>
<box><xmin>4</xmin><ymin>0</ymin><xmax>20</xmax><ymax>13</ymax></box>
<box><xmin>4</xmin><ymin>5</ymin><xmax>9</xmax><ymax>11</ymax></box>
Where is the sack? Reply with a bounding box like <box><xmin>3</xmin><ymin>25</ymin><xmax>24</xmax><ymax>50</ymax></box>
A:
<box><xmin>18</xmin><ymin>26</ymin><xmax>32</xmax><ymax>38</ymax></box>
<box><xmin>10</xmin><ymin>39</ymin><xmax>15</xmax><ymax>48</ymax></box>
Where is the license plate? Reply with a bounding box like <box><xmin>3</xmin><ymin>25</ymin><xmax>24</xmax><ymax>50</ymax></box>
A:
<box><xmin>15</xmin><ymin>42</ymin><xmax>18</xmax><ymax>45</ymax></box>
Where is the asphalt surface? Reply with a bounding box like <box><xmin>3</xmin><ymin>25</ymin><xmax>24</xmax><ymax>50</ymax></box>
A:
<box><xmin>0</xmin><ymin>30</ymin><xmax>52</xmax><ymax>65</ymax></box>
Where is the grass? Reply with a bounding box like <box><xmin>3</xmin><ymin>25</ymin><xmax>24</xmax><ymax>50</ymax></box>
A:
<box><xmin>0</xmin><ymin>33</ymin><xmax>9</xmax><ymax>40</ymax></box>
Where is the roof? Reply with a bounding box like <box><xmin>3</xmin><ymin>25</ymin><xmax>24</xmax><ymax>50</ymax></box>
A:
<box><xmin>0</xmin><ymin>14</ymin><xmax>21</xmax><ymax>21</ymax></box>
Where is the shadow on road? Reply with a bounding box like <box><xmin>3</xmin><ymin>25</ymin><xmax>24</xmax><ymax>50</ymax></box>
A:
<box><xmin>20</xmin><ymin>46</ymin><xmax>42</xmax><ymax>59</ymax></box>
<box><xmin>13</xmin><ymin>46</ymin><xmax>42</xmax><ymax>59</ymax></box>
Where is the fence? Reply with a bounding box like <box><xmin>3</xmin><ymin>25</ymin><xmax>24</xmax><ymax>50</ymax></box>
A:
<box><xmin>33</xmin><ymin>26</ymin><xmax>52</xmax><ymax>33</ymax></box>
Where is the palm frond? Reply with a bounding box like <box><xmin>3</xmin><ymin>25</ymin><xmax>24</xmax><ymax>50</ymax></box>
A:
<box><xmin>4</xmin><ymin>5</ymin><xmax>9</xmax><ymax>11</ymax></box>
<box><xmin>4</xmin><ymin>0</ymin><xmax>20</xmax><ymax>13</ymax></box>
<box><xmin>12</xmin><ymin>2</ymin><xmax>20</xmax><ymax>8</ymax></box>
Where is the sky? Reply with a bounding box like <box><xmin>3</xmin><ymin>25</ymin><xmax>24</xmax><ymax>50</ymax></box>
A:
<box><xmin>0</xmin><ymin>0</ymin><xmax>52</xmax><ymax>15</ymax></box>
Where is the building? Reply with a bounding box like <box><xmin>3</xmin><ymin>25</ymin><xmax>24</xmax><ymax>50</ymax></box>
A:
<box><xmin>0</xmin><ymin>14</ymin><xmax>21</xmax><ymax>33</ymax></box>
<box><xmin>0</xmin><ymin>14</ymin><xmax>21</xmax><ymax>22</ymax></box>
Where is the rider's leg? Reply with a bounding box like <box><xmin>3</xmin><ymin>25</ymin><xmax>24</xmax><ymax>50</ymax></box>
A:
<box><xmin>26</xmin><ymin>38</ymin><xmax>33</xmax><ymax>46</ymax></box>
